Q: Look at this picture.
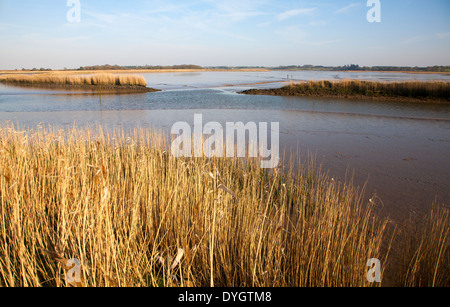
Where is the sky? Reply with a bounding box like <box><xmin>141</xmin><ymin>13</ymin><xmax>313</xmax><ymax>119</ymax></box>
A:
<box><xmin>0</xmin><ymin>0</ymin><xmax>449</xmax><ymax>69</ymax></box>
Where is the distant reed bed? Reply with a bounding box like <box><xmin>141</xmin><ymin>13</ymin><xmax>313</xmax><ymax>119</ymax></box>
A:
<box><xmin>0</xmin><ymin>73</ymin><xmax>147</xmax><ymax>87</ymax></box>
<box><xmin>0</xmin><ymin>124</ymin><xmax>448</xmax><ymax>287</ymax></box>
<box><xmin>243</xmin><ymin>79</ymin><xmax>450</xmax><ymax>102</ymax></box>
<box><xmin>298</xmin><ymin>80</ymin><xmax>450</xmax><ymax>99</ymax></box>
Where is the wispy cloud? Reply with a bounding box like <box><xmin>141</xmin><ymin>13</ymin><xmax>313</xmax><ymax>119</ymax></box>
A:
<box><xmin>276</xmin><ymin>8</ymin><xmax>317</xmax><ymax>21</ymax></box>
<box><xmin>300</xmin><ymin>39</ymin><xmax>343</xmax><ymax>46</ymax></box>
<box><xmin>84</xmin><ymin>11</ymin><xmax>119</xmax><ymax>24</ymax></box>
<box><xmin>221</xmin><ymin>10</ymin><xmax>267</xmax><ymax>22</ymax></box>
<box><xmin>398</xmin><ymin>36</ymin><xmax>426</xmax><ymax>45</ymax></box>
<box><xmin>436</xmin><ymin>32</ymin><xmax>450</xmax><ymax>39</ymax></box>
<box><xmin>203</xmin><ymin>0</ymin><xmax>269</xmax><ymax>22</ymax></box>
<box><xmin>143</xmin><ymin>2</ymin><xmax>198</xmax><ymax>15</ymax></box>
<box><xmin>334</xmin><ymin>3</ymin><xmax>361</xmax><ymax>14</ymax></box>
<box><xmin>274</xmin><ymin>23</ymin><xmax>342</xmax><ymax>46</ymax></box>
<box><xmin>18</xmin><ymin>32</ymin><xmax>89</xmax><ymax>45</ymax></box>
<box><xmin>308</xmin><ymin>20</ymin><xmax>327</xmax><ymax>27</ymax></box>
<box><xmin>275</xmin><ymin>25</ymin><xmax>308</xmax><ymax>43</ymax></box>
<box><xmin>0</xmin><ymin>22</ymin><xmax>33</xmax><ymax>31</ymax></box>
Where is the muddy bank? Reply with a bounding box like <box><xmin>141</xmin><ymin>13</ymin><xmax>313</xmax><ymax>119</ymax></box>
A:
<box><xmin>240</xmin><ymin>88</ymin><xmax>450</xmax><ymax>104</ymax></box>
<box><xmin>238</xmin><ymin>89</ymin><xmax>450</xmax><ymax>104</ymax></box>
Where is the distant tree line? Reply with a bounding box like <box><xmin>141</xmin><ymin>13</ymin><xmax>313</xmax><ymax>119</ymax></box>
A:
<box><xmin>21</xmin><ymin>68</ymin><xmax>53</xmax><ymax>71</ymax></box>
<box><xmin>272</xmin><ymin>64</ymin><xmax>450</xmax><ymax>72</ymax></box>
<box><xmin>77</xmin><ymin>64</ymin><xmax>204</xmax><ymax>70</ymax></box>
<box><xmin>16</xmin><ymin>64</ymin><xmax>450</xmax><ymax>73</ymax></box>
<box><xmin>363</xmin><ymin>66</ymin><xmax>450</xmax><ymax>72</ymax></box>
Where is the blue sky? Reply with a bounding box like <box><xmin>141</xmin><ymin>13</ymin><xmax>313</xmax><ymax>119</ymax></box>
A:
<box><xmin>0</xmin><ymin>0</ymin><xmax>449</xmax><ymax>69</ymax></box>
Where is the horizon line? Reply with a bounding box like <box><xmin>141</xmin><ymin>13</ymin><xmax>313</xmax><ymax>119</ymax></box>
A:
<box><xmin>2</xmin><ymin>64</ymin><xmax>450</xmax><ymax>71</ymax></box>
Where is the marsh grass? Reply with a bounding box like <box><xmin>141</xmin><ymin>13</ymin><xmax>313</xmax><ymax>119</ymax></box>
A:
<box><xmin>0</xmin><ymin>124</ymin><xmax>448</xmax><ymax>287</ymax></box>
<box><xmin>390</xmin><ymin>207</ymin><xmax>450</xmax><ymax>287</ymax></box>
<box><xmin>243</xmin><ymin>79</ymin><xmax>450</xmax><ymax>102</ymax></box>
<box><xmin>0</xmin><ymin>73</ymin><xmax>147</xmax><ymax>87</ymax></box>
<box><xmin>299</xmin><ymin>80</ymin><xmax>450</xmax><ymax>99</ymax></box>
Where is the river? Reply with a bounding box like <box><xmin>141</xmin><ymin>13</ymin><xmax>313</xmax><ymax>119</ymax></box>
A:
<box><xmin>1</xmin><ymin>70</ymin><xmax>449</xmax><ymax>221</ymax></box>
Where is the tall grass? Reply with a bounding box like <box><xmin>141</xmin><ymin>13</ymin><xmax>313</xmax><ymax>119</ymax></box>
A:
<box><xmin>0</xmin><ymin>73</ymin><xmax>147</xmax><ymax>87</ymax></box>
<box><xmin>391</xmin><ymin>206</ymin><xmax>450</xmax><ymax>287</ymax></box>
<box><xmin>297</xmin><ymin>80</ymin><xmax>450</xmax><ymax>99</ymax></box>
<box><xmin>244</xmin><ymin>79</ymin><xmax>450</xmax><ymax>101</ymax></box>
<box><xmin>0</xmin><ymin>124</ymin><xmax>448</xmax><ymax>287</ymax></box>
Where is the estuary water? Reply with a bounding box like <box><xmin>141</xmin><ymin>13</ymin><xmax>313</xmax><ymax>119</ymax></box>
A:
<box><xmin>1</xmin><ymin>70</ymin><xmax>449</xmax><ymax>221</ymax></box>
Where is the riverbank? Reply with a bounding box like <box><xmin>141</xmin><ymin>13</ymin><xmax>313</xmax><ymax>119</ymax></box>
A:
<box><xmin>240</xmin><ymin>80</ymin><xmax>450</xmax><ymax>104</ymax></box>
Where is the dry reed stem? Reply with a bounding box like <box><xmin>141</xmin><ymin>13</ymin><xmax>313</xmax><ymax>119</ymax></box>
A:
<box><xmin>0</xmin><ymin>73</ymin><xmax>147</xmax><ymax>87</ymax></box>
<box><xmin>0</xmin><ymin>123</ymin><xmax>448</xmax><ymax>287</ymax></box>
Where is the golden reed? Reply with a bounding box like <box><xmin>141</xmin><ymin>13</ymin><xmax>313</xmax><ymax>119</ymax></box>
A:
<box><xmin>0</xmin><ymin>124</ymin><xmax>448</xmax><ymax>287</ymax></box>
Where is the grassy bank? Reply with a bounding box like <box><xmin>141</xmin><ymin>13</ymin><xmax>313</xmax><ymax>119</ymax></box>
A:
<box><xmin>0</xmin><ymin>73</ymin><xmax>159</xmax><ymax>92</ymax></box>
<box><xmin>241</xmin><ymin>80</ymin><xmax>450</xmax><ymax>103</ymax></box>
<box><xmin>0</xmin><ymin>125</ymin><xmax>448</xmax><ymax>287</ymax></box>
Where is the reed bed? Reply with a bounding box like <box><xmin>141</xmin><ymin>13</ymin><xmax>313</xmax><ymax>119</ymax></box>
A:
<box><xmin>0</xmin><ymin>124</ymin><xmax>448</xmax><ymax>287</ymax></box>
<box><xmin>0</xmin><ymin>73</ymin><xmax>147</xmax><ymax>87</ymax></box>
<box><xmin>242</xmin><ymin>79</ymin><xmax>450</xmax><ymax>102</ymax></box>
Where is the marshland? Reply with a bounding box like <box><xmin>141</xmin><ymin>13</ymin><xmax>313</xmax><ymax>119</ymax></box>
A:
<box><xmin>241</xmin><ymin>79</ymin><xmax>450</xmax><ymax>103</ymax></box>
<box><xmin>0</xmin><ymin>70</ymin><xmax>449</xmax><ymax>287</ymax></box>
<box><xmin>2</xmin><ymin>0</ymin><xmax>450</xmax><ymax>290</ymax></box>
